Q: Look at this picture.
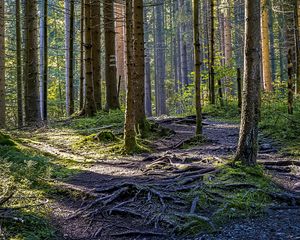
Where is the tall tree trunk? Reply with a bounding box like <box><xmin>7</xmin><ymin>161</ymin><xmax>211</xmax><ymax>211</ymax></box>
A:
<box><xmin>16</xmin><ymin>0</ymin><xmax>22</xmax><ymax>127</ymax></box>
<box><xmin>288</xmin><ymin>49</ymin><xmax>294</xmax><ymax>114</ymax></box>
<box><xmin>235</xmin><ymin>0</ymin><xmax>261</xmax><ymax>166</ymax></box>
<box><xmin>65</xmin><ymin>0</ymin><xmax>74</xmax><ymax>116</ymax></box>
<box><xmin>91</xmin><ymin>0</ymin><xmax>101</xmax><ymax>110</ymax></box>
<box><xmin>268</xmin><ymin>0</ymin><xmax>276</xmax><ymax>82</ymax></box>
<box><xmin>0</xmin><ymin>0</ymin><xmax>4</xmax><ymax>128</ymax></box>
<box><xmin>144</xmin><ymin>9</ymin><xmax>152</xmax><ymax>117</ymax></box>
<box><xmin>133</xmin><ymin>0</ymin><xmax>146</xmax><ymax>133</ymax></box>
<box><xmin>79</xmin><ymin>0</ymin><xmax>84</xmax><ymax>110</ymax></box>
<box><xmin>209</xmin><ymin>0</ymin><xmax>216</xmax><ymax>104</ymax></box>
<box><xmin>40</xmin><ymin>0</ymin><xmax>48</xmax><ymax>121</ymax></box>
<box><xmin>83</xmin><ymin>0</ymin><xmax>96</xmax><ymax>116</ymax></box>
<box><xmin>154</xmin><ymin>0</ymin><xmax>167</xmax><ymax>115</ymax></box>
<box><xmin>124</xmin><ymin>0</ymin><xmax>137</xmax><ymax>152</ymax></box>
<box><xmin>294</xmin><ymin>0</ymin><xmax>300</xmax><ymax>94</ymax></box>
<box><xmin>179</xmin><ymin>0</ymin><xmax>188</xmax><ymax>87</ymax></box>
<box><xmin>193</xmin><ymin>0</ymin><xmax>203</xmax><ymax>135</ymax></box>
<box><xmin>261</xmin><ymin>0</ymin><xmax>272</xmax><ymax>92</ymax></box>
<box><xmin>24</xmin><ymin>0</ymin><xmax>41</xmax><ymax>125</ymax></box>
<box><xmin>104</xmin><ymin>0</ymin><xmax>120</xmax><ymax>110</ymax></box>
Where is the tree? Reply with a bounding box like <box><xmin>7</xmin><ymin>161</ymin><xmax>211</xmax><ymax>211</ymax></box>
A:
<box><xmin>40</xmin><ymin>0</ymin><xmax>48</xmax><ymax>121</ymax></box>
<box><xmin>193</xmin><ymin>0</ymin><xmax>203</xmax><ymax>135</ymax></box>
<box><xmin>91</xmin><ymin>0</ymin><xmax>102</xmax><ymax>110</ymax></box>
<box><xmin>154</xmin><ymin>0</ymin><xmax>167</xmax><ymax>115</ymax></box>
<box><xmin>133</xmin><ymin>0</ymin><xmax>146</xmax><ymax>133</ymax></box>
<box><xmin>104</xmin><ymin>0</ymin><xmax>120</xmax><ymax>110</ymax></box>
<box><xmin>0</xmin><ymin>0</ymin><xmax>4</xmax><ymax>128</ymax></box>
<box><xmin>261</xmin><ymin>0</ymin><xmax>272</xmax><ymax>92</ymax></box>
<box><xmin>124</xmin><ymin>0</ymin><xmax>137</xmax><ymax>152</ymax></box>
<box><xmin>65</xmin><ymin>0</ymin><xmax>74</xmax><ymax>116</ymax></box>
<box><xmin>16</xmin><ymin>0</ymin><xmax>22</xmax><ymax>127</ymax></box>
<box><xmin>235</xmin><ymin>0</ymin><xmax>261</xmax><ymax>165</ymax></box>
<box><xmin>24</xmin><ymin>0</ymin><xmax>41</xmax><ymax>126</ymax></box>
<box><xmin>82</xmin><ymin>0</ymin><xmax>96</xmax><ymax>116</ymax></box>
<box><xmin>79</xmin><ymin>0</ymin><xmax>84</xmax><ymax>110</ymax></box>
<box><xmin>209</xmin><ymin>0</ymin><xmax>216</xmax><ymax>104</ymax></box>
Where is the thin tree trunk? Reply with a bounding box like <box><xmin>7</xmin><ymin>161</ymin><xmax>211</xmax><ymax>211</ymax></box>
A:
<box><xmin>0</xmin><ymin>0</ymin><xmax>4</xmax><ymax>128</ymax></box>
<box><xmin>16</xmin><ymin>0</ymin><xmax>23</xmax><ymax>127</ymax></box>
<box><xmin>261</xmin><ymin>0</ymin><xmax>272</xmax><ymax>92</ymax></box>
<box><xmin>91</xmin><ymin>0</ymin><xmax>101</xmax><ymax>110</ymax></box>
<box><xmin>294</xmin><ymin>0</ymin><xmax>300</xmax><ymax>94</ymax></box>
<box><xmin>288</xmin><ymin>49</ymin><xmax>294</xmax><ymax>114</ymax></box>
<box><xmin>79</xmin><ymin>0</ymin><xmax>84</xmax><ymax>110</ymax></box>
<box><xmin>124</xmin><ymin>0</ymin><xmax>137</xmax><ymax>152</ymax></box>
<box><xmin>209</xmin><ymin>0</ymin><xmax>215</xmax><ymax>104</ymax></box>
<box><xmin>133</xmin><ymin>0</ymin><xmax>146</xmax><ymax>133</ymax></box>
<box><xmin>193</xmin><ymin>0</ymin><xmax>203</xmax><ymax>135</ymax></box>
<box><xmin>65</xmin><ymin>0</ymin><xmax>74</xmax><ymax>116</ymax></box>
<box><xmin>104</xmin><ymin>0</ymin><xmax>120</xmax><ymax>110</ymax></box>
<box><xmin>83</xmin><ymin>0</ymin><xmax>96</xmax><ymax>116</ymax></box>
<box><xmin>144</xmin><ymin>9</ymin><xmax>152</xmax><ymax>117</ymax></box>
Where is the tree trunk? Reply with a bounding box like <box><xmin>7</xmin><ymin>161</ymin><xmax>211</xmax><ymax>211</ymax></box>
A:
<box><xmin>104</xmin><ymin>0</ymin><xmax>120</xmax><ymax>110</ymax></box>
<box><xmin>83</xmin><ymin>0</ymin><xmax>96</xmax><ymax>116</ymax></box>
<box><xmin>154</xmin><ymin>0</ymin><xmax>167</xmax><ymax>115</ymax></box>
<box><xmin>91</xmin><ymin>0</ymin><xmax>102</xmax><ymax>110</ymax></box>
<box><xmin>124</xmin><ymin>0</ymin><xmax>137</xmax><ymax>152</ymax></box>
<box><xmin>79</xmin><ymin>0</ymin><xmax>84</xmax><ymax>110</ymax></box>
<box><xmin>288</xmin><ymin>49</ymin><xmax>294</xmax><ymax>114</ymax></box>
<box><xmin>40</xmin><ymin>0</ymin><xmax>48</xmax><ymax>121</ymax></box>
<box><xmin>294</xmin><ymin>0</ymin><xmax>300</xmax><ymax>94</ymax></box>
<box><xmin>268</xmin><ymin>0</ymin><xmax>276</xmax><ymax>82</ymax></box>
<box><xmin>16</xmin><ymin>0</ymin><xmax>22</xmax><ymax>127</ymax></box>
<box><xmin>65</xmin><ymin>0</ymin><xmax>74</xmax><ymax>116</ymax></box>
<box><xmin>193</xmin><ymin>0</ymin><xmax>203</xmax><ymax>135</ymax></box>
<box><xmin>144</xmin><ymin>9</ymin><xmax>152</xmax><ymax>117</ymax></box>
<box><xmin>0</xmin><ymin>0</ymin><xmax>4</xmax><ymax>128</ymax></box>
<box><xmin>209</xmin><ymin>0</ymin><xmax>215</xmax><ymax>104</ymax></box>
<box><xmin>235</xmin><ymin>0</ymin><xmax>261</xmax><ymax>166</ymax></box>
<box><xmin>133</xmin><ymin>0</ymin><xmax>146</xmax><ymax>133</ymax></box>
<box><xmin>261</xmin><ymin>0</ymin><xmax>272</xmax><ymax>92</ymax></box>
<box><xmin>24</xmin><ymin>0</ymin><xmax>41</xmax><ymax>126</ymax></box>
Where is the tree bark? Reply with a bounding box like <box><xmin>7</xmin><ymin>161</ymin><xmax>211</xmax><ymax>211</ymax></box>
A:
<box><xmin>261</xmin><ymin>0</ymin><xmax>272</xmax><ymax>92</ymax></box>
<box><xmin>65</xmin><ymin>0</ymin><xmax>74</xmax><ymax>116</ymax></box>
<box><xmin>209</xmin><ymin>0</ymin><xmax>216</xmax><ymax>104</ymax></box>
<box><xmin>235</xmin><ymin>0</ymin><xmax>261</xmax><ymax>166</ymax></box>
<box><xmin>104</xmin><ymin>0</ymin><xmax>120</xmax><ymax>110</ymax></box>
<box><xmin>83</xmin><ymin>0</ymin><xmax>96</xmax><ymax>116</ymax></box>
<box><xmin>124</xmin><ymin>0</ymin><xmax>137</xmax><ymax>152</ymax></box>
<box><xmin>24</xmin><ymin>0</ymin><xmax>41</xmax><ymax>126</ymax></box>
<box><xmin>0</xmin><ymin>0</ymin><xmax>4</xmax><ymax>128</ymax></box>
<box><xmin>193</xmin><ymin>0</ymin><xmax>203</xmax><ymax>135</ymax></box>
<box><xmin>16</xmin><ymin>0</ymin><xmax>22</xmax><ymax>127</ymax></box>
<box><xmin>133</xmin><ymin>0</ymin><xmax>146</xmax><ymax>133</ymax></box>
<box><xmin>79</xmin><ymin>0</ymin><xmax>84</xmax><ymax>110</ymax></box>
<box><xmin>91</xmin><ymin>0</ymin><xmax>102</xmax><ymax>110</ymax></box>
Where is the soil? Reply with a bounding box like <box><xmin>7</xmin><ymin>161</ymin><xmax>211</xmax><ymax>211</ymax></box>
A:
<box><xmin>16</xmin><ymin>117</ymin><xmax>300</xmax><ymax>240</ymax></box>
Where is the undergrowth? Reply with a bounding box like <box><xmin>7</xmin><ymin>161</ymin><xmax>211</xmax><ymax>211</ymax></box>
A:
<box><xmin>0</xmin><ymin>134</ymin><xmax>79</xmax><ymax>239</ymax></box>
<box><xmin>180</xmin><ymin>163</ymin><xmax>279</xmax><ymax>236</ymax></box>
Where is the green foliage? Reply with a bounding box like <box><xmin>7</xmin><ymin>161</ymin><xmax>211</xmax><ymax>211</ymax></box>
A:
<box><xmin>0</xmin><ymin>136</ymin><xmax>79</xmax><ymax>239</ymax></box>
<box><xmin>66</xmin><ymin>110</ymin><xmax>124</xmax><ymax>133</ymax></box>
<box><xmin>260</xmin><ymin>94</ymin><xmax>300</xmax><ymax>155</ymax></box>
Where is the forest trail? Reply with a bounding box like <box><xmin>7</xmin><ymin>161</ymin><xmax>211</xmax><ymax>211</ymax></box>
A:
<box><xmin>13</xmin><ymin>117</ymin><xmax>300</xmax><ymax>240</ymax></box>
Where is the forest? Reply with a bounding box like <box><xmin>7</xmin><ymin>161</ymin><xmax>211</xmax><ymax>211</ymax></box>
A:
<box><xmin>0</xmin><ymin>0</ymin><xmax>300</xmax><ymax>239</ymax></box>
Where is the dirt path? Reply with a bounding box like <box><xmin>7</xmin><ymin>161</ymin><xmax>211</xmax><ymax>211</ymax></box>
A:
<box><xmin>15</xmin><ymin>117</ymin><xmax>300</xmax><ymax>239</ymax></box>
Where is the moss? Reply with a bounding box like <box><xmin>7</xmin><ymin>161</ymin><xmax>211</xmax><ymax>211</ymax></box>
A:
<box><xmin>94</xmin><ymin>130</ymin><xmax>118</xmax><ymax>143</ymax></box>
<box><xmin>0</xmin><ymin>132</ymin><xmax>16</xmax><ymax>146</ymax></box>
<box><xmin>180</xmin><ymin>135</ymin><xmax>207</xmax><ymax>149</ymax></box>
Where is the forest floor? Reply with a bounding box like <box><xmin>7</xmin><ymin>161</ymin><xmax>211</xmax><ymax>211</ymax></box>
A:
<box><xmin>4</xmin><ymin>115</ymin><xmax>300</xmax><ymax>240</ymax></box>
